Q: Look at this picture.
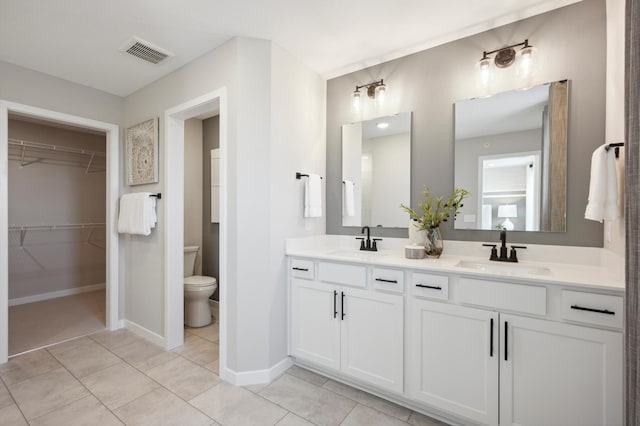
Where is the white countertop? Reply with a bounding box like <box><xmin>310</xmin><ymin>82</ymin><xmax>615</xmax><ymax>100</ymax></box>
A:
<box><xmin>286</xmin><ymin>235</ymin><xmax>625</xmax><ymax>293</ymax></box>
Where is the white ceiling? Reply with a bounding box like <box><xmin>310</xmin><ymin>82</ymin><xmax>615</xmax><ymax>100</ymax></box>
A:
<box><xmin>0</xmin><ymin>0</ymin><xmax>581</xmax><ymax>97</ymax></box>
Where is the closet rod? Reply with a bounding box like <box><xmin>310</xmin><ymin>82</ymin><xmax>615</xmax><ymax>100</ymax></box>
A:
<box><xmin>8</xmin><ymin>138</ymin><xmax>106</xmax><ymax>158</ymax></box>
<box><xmin>8</xmin><ymin>223</ymin><xmax>106</xmax><ymax>231</ymax></box>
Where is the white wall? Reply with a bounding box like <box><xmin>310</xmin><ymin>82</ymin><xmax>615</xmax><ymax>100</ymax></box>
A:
<box><xmin>0</xmin><ymin>61</ymin><xmax>123</xmax><ymax>125</ymax></box>
<box><xmin>604</xmin><ymin>0</ymin><xmax>625</xmax><ymax>256</ymax></box>
<box><xmin>123</xmin><ymin>37</ymin><xmax>326</xmax><ymax>373</ymax></box>
<box><xmin>268</xmin><ymin>43</ymin><xmax>326</xmax><ymax>365</ymax></box>
<box><xmin>184</xmin><ymin>118</ymin><xmax>203</xmax><ymax>275</ymax></box>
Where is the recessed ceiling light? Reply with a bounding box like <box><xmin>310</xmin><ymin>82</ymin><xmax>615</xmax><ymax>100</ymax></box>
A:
<box><xmin>377</xmin><ymin>122</ymin><xmax>389</xmax><ymax>129</ymax></box>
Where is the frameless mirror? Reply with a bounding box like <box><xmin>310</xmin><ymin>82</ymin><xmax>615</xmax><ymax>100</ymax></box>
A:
<box><xmin>454</xmin><ymin>80</ymin><xmax>568</xmax><ymax>232</ymax></box>
<box><xmin>342</xmin><ymin>112</ymin><xmax>411</xmax><ymax>228</ymax></box>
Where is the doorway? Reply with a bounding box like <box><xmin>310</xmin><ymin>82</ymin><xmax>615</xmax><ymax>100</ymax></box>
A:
<box><xmin>163</xmin><ymin>89</ymin><xmax>228</xmax><ymax>380</ymax></box>
<box><xmin>0</xmin><ymin>101</ymin><xmax>120</xmax><ymax>363</ymax></box>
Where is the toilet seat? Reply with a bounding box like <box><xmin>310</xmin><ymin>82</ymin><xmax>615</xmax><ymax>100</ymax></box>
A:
<box><xmin>185</xmin><ymin>275</ymin><xmax>217</xmax><ymax>288</ymax></box>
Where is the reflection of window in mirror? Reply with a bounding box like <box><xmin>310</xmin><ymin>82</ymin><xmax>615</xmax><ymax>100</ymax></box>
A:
<box><xmin>454</xmin><ymin>80</ymin><xmax>568</xmax><ymax>232</ymax></box>
<box><xmin>342</xmin><ymin>112</ymin><xmax>411</xmax><ymax>229</ymax></box>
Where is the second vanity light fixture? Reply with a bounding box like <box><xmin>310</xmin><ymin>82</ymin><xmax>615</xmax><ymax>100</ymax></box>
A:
<box><xmin>479</xmin><ymin>39</ymin><xmax>535</xmax><ymax>83</ymax></box>
<box><xmin>352</xmin><ymin>79</ymin><xmax>387</xmax><ymax>113</ymax></box>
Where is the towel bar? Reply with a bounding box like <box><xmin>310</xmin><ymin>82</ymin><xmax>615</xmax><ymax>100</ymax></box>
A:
<box><xmin>296</xmin><ymin>172</ymin><xmax>323</xmax><ymax>180</ymax></box>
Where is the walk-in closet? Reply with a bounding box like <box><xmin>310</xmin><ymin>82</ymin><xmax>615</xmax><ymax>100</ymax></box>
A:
<box><xmin>7</xmin><ymin>115</ymin><xmax>107</xmax><ymax>355</ymax></box>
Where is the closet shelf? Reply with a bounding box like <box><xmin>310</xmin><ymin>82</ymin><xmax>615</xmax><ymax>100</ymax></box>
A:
<box><xmin>8</xmin><ymin>223</ymin><xmax>105</xmax><ymax>231</ymax></box>
<box><xmin>8</xmin><ymin>138</ymin><xmax>106</xmax><ymax>173</ymax></box>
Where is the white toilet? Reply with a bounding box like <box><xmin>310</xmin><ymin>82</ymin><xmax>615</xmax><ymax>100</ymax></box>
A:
<box><xmin>184</xmin><ymin>246</ymin><xmax>218</xmax><ymax>327</ymax></box>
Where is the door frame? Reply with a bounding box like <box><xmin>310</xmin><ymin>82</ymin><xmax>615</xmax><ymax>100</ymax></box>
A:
<box><xmin>0</xmin><ymin>100</ymin><xmax>120</xmax><ymax>363</ymax></box>
<box><xmin>163</xmin><ymin>89</ymin><xmax>228</xmax><ymax>379</ymax></box>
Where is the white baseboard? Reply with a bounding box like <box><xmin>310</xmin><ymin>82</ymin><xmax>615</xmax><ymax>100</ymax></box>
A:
<box><xmin>222</xmin><ymin>356</ymin><xmax>293</xmax><ymax>386</ymax></box>
<box><xmin>8</xmin><ymin>283</ymin><xmax>106</xmax><ymax>307</ymax></box>
<box><xmin>124</xmin><ymin>319</ymin><xmax>165</xmax><ymax>348</ymax></box>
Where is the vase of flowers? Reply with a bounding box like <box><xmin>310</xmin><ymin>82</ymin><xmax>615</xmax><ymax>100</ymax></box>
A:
<box><xmin>401</xmin><ymin>187</ymin><xmax>470</xmax><ymax>258</ymax></box>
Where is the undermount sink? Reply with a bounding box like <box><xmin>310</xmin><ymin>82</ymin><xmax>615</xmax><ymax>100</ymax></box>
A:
<box><xmin>327</xmin><ymin>249</ymin><xmax>391</xmax><ymax>260</ymax></box>
<box><xmin>455</xmin><ymin>260</ymin><xmax>551</xmax><ymax>276</ymax></box>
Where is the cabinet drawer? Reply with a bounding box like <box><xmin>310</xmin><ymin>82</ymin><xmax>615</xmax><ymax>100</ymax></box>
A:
<box><xmin>372</xmin><ymin>268</ymin><xmax>404</xmax><ymax>293</ymax></box>
<box><xmin>561</xmin><ymin>290</ymin><xmax>623</xmax><ymax>329</ymax></box>
<box><xmin>290</xmin><ymin>259</ymin><xmax>314</xmax><ymax>279</ymax></box>
<box><xmin>318</xmin><ymin>262</ymin><xmax>366</xmax><ymax>288</ymax></box>
<box><xmin>458</xmin><ymin>277</ymin><xmax>546</xmax><ymax>315</ymax></box>
<box><xmin>411</xmin><ymin>272</ymin><xmax>449</xmax><ymax>301</ymax></box>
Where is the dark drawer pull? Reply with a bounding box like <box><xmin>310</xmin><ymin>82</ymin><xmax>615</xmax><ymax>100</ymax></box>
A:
<box><xmin>571</xmin><ymin>305</ymin><xmax>615</xmax><ymax>315</ymax></box>
<box><xmin>292</xmin><ymin>267</ymin><xmax>309</xmax><ymax>271</ymax></box>
<box><xmin>415</xmin><ymin>284</ymin><xmax>442</xmax><ymax>290</ymax></box>
<box><xmin>375</xmin><ymin>278</ymin><xmax>398</xmax><ymax>284</ymax></box>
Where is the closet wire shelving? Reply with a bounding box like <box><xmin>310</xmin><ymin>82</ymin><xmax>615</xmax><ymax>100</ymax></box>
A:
<box><xmin>8</xmin><ymin>223</ymin><xmax>106</xmax><ymax>270</ymax></box>
<box><xmin>8</xmin><ymin>138</ymin><xmax>106</xmax><ymax>173</ymax></box>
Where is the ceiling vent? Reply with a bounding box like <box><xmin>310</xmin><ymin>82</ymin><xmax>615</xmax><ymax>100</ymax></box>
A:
<box><xmin>119</xmin><ymin>36</ymin><xmax>173</xmax><ymax>65</ymax></box>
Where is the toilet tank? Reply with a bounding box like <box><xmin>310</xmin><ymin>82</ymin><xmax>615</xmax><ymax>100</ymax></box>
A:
<box><xmin>183</xmin><ymin>246</ymin><xmax>199</xmax><ymax>277</ymax></box>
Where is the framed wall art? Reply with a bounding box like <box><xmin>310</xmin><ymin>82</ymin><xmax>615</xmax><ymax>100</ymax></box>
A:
<box><xmin>126</xmin><ymin>117</ymin><xmax>159</xmax><ymax>185</ymax></box>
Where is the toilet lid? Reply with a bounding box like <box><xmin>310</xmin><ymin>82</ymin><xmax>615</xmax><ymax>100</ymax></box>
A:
<box><xmin>185</xmin><ymin>276</ymin><xmax>217</xmax><ymax>287</ymax></box>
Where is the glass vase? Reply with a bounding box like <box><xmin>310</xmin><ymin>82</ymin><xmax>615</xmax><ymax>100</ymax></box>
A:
<box><xmin>425</xmin><ymin>227</ymin><xmax>444</xmax><ymax>258</ymax></box>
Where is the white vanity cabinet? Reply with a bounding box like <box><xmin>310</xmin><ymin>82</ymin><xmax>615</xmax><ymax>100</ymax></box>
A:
<box><xmin>500</xmin><ymin>314</ymin><xmax>622</xmax><ymax>426</ymax></box>
<box><xmin>289</xmin><ymin>260</ymin><xmax>404</xmax><ymax>394</ymax></box>
<box><xmin>409</xmin><ymin>277</ymin><xmax>623</xmax><ymax>426</ymax></box>
<box><xmin>287</xmin><ymin>252</ymin><xmax>623</xmax><ymax>426</ymax></box>
<box><xmin>409</xmin><ymin>299</ymin><xmax>499</xmax><ymax>425</ymax></box>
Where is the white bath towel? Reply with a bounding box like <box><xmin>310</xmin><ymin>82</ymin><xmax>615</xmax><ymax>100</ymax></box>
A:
<box><xmin>118</xmin><ymin>192</ymin><xmax>157</xmax><ymax>235</ymax></box>
<box><xmin>585</xmin><ymin>144</ymin><xmax>620</xmax><ymax>222</ymax></box>
<box><xmin>343</xmin><ymin>180</ymin><xmax>355</xmax><ymax>217</ymax></box>
<box><xmin>304</xmin><ymin>174</ymin><xmax>322</xmax><ymax>218</ymax></box>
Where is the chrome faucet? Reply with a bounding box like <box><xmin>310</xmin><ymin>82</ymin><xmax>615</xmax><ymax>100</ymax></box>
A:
<box><xmin>483</xmin><ymin>230</ymin><xmax>527</xmax><ymax>262</ymax></box>
<box><xmin>356</xmin><ymin>226</ymin><xmax>382</xmax><ymax>251</ymax></box>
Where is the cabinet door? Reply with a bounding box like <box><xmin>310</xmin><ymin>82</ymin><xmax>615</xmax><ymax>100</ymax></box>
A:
<box><xmin>290</xmin><ymin>278</ymin><xmax>341</xmax><ymax>371</ymax></box>
<box><xmin>408</xmin><ymin>299</ymin><xmax>498</xmax><ymax>426</ymax></box>
<box><xmin>500</xmin><ymin>314</ymin><xmax>622</xmax><ymax>426</ymax></box>
<box><xmin>340</xmin><ymin>288</ymin><xmax>403</xmax><ymax>393</ymax></box>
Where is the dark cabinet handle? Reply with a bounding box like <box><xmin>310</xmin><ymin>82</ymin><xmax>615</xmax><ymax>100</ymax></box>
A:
<box><xmin>375</xmin><ymin>278</ymin><xmax>398</xmax><ymax>284</ymax></box>
<box><xmin>415</xmin><ymin>284</ymin><xmax>442</xmax><ymax>290</ymax></box>
<box><xmin>490</xmin><ymin>318</ymin><xmax>494</xmax><ymax>357</ymax></box>
<box><xmin>333</xmin><ymin>290</ymin><xmax>337</xmax><ymax>319</ymax></box>
<box><xmin>292</xmin><ymin>267</ymin><xmax>309</xmax><ymax>271</ymax></box>
<box><xmin>341</xmin><ymin>292</ymin><xmax>345</xmax><ymax>320</ymax></box>
<box><xmin>504</xmin><ymin>321</ymin><xmax>508</xmax><ymax>361</ymax></box>
<box><xmin>571</xmin><ymin>305</ymin><xmax>615</xmax><ymax>315</ymax></box>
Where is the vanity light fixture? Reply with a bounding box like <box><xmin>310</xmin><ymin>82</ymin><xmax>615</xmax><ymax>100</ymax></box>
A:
<box><xmin>352</xmin><ymin>79</ymin><xmax>387</xmax><ymax>112</ymax></box>
<box><xmin>377</xmin><ymin>122</ymin><xmax>389</xmax><ymax>129</ymax></box>
<box><xmin>479</xmin><ymin>39</ymin><xmax>534</xmax><ymax>70</ymax></box>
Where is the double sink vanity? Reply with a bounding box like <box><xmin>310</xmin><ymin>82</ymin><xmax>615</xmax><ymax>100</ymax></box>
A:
<box><xmin>286</xmin><ymin>235</ymin><xmax>624</xmax><ymax>426</ymax></box>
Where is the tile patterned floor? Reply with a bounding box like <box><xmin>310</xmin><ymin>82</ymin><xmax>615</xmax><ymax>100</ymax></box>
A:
<box><xmin>0</xmin><ymin>319</ymin><xmax>449</xmax><ymax>425</ymax></box>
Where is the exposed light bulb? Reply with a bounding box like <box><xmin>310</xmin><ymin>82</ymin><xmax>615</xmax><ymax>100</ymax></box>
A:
<box><xmin>352</xmin><ymin>89</ymin><xmax>361</xmax><ymax>113</ymax></box>
<box><xmin>479</xmin><ymin>57</ymin><xmax>491</xmax><ymax>88</ymax></box>
<box><xmin>375</xmin><ymin>84</ymin><xmax>386</xmax><ymax>108</ymax></box>
<box><xmin>519</xmin><ymin>46</ymin><xmax>534</xmax><ymax>78</ymax></box>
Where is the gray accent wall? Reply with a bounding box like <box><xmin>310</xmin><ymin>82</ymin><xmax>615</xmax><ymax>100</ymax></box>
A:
<box><xmin>326</xmin><ymin>0</ymin><xmax>606</xmax><ymax>247</ymax></box>
<box><xmin>202</xmin><ymin>115</ymin><xmax>220</xmax><ymax>300</ymax></box>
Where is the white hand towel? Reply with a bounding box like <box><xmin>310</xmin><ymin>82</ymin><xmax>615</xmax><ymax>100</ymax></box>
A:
<box><xmin>304</xmin><ymin>174</ymin><xmax>322</xmax><ymax>218</ymax></box>
<box><xmin>118</xmin><ymin>192</ymin><xmax>157</xmax><ymax>235</ymax></box>
<box><xmin>343</xmin><ymin>180</ymin><xmax>355</xmax><ymax>217</ymax></box>
<box><xmin>585</xmin><ymin>144</ymin><xmax>620</xmax><ymax>222</ymax></box>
